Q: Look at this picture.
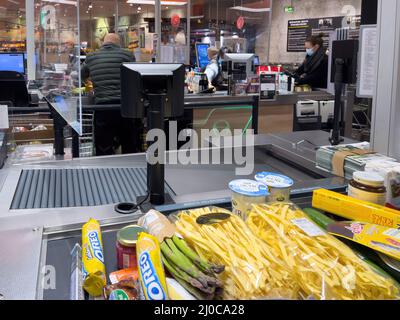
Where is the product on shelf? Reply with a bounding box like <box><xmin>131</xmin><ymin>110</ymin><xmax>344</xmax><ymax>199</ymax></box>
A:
<box><xmin>82</xmin><ymin>218</ymin><xmax>106</xmax><ymax>297</ymax></box>
<box><xmin>247</xmin><ymin>203</ymin><xmax>400</xmax><ymax>300</ymax></box>
<box><xmin>312</xmin><ymin>189</ymin><xmax>400</xmax><ymax>228</ymax></box>
<box><xmin>175</xmin><ymin>207</ymin><xmax>300</xmax><ymax>300</ymax></box>
<box><xmin>137</xmin><ymin>232</ymin><xmax>169</xmax><ymax>300</ymax></box>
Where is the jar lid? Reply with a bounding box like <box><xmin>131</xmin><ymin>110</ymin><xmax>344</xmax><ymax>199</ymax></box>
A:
<box><xmin>255</xmin><ymin>172</ymin><xmax>294</xmax><ymax>189</ymax></box>
<box><xmin>117</xmin><ymin>225</ymin><xmax>145</xmax><ymax>247</ymax></box>
<box><xmin>353</xmin><ymin>171</ymin><xmax>385</xmax><ymax>188</ymax></box>
<box><xmin>229</xmin><ymin>179</ymin><xmax>269</xmax><ymax>197</ymax></box>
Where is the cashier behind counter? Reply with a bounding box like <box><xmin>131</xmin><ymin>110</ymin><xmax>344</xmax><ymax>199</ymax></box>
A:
<box><xmin>292</xmin><ymin>34</ymin><xmax>328</xmax><ymax>89</ymax></box>
<box><xmin>204</xmin><ymin>47</ymin><xmax>224</xmax><ymax>89</ymax></box>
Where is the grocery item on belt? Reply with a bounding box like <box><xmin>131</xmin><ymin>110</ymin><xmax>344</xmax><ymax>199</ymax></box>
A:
<box><xmin>103</xmin><ymin>280</ymin><xmax>139</xmax><ymax>300</ymax></box>
<box><xmin>138</xmin><ymin>209</ymin><xmax>176</xmax><ymax>243</ymax></box>
<box><xmin>137</xmin><ymin>232</ymin><xmax>169</xmax><ymax>300</ymax></box>
<box><xmin>255</xmin><ymin>172</ymin><xmax>294</xmax><ymax>202</ymax></box>
<box><xmin>229</xmin><ymin>179</ymin><xmax>269</xmax><ymax>221</ymax></box>
<box><xmin>247</xmin><ymin>202</ymin><xmax>400</xmax><ymax>300</ymax></box>
<box><xmin>116</xmin><ymin>225</ymin><xmax>145</xmax><ymax>270</ymax></box>
<box><xmin>328</xmin><ymin>221</ymin><xmax>400</xmax><ymax>261</ymax></box>
<box><xmin>175</xmin><ymin>206</ymin><xmax>299</xmax><ymax>300</ymax></box>
<box><xmin>166</xmin><ymin>277</ymin><xmax>196</xmax><ymax>300</ymax></box>
<box><xmin>365</xmin><ymin>160</ymin><xmax>400</xmax><ymax>210</ymax></box>
<box><xmin>109</xmin><ymin>268</ymin><xmax>139</xmax><ymax>285</ymax></box>
<box><xmin>312</xmin><ymin>189</ymin><xmax>400</xmax><ymax>228</ymax></box>
<box><xmin>348</xmin><ymin>171</ymin><xmax>387</xmax><ymax>206</ymax></box>
<box><xmin>82</xmin><ymin>218</ymin><xmax>107</xmax><ymax>297</ymax></box>
<box><xmin>160</xmin><ymin>235</ymin><xmax>224</xmax><ymax>300</ymax></box>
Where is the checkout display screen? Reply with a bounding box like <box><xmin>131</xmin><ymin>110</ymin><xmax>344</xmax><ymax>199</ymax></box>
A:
<box><xmin>196</xmin><ymin>43</ymin><xmax>210</xmax><ymax>69</ymax></box>
<box><xmin>0</xmin><ymin>53</ymin><xmax>25</xmax><ymax>74</ymax></box>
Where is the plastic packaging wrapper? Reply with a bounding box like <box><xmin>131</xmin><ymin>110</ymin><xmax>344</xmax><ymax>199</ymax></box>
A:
<box><xmin>174</xmin><ymin>207</ymin><xmax>300</xmax><ymax>300</ymax></box>
<box><xmin>246</xmin><ymin>202</ymin><xmax>400</xmax><ymax>300</ymax></box>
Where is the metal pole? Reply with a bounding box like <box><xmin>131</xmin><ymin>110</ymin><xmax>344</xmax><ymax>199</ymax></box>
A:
<box><xmin>186</xmin><ymin>0</ymin><xmax>191</xmax><ymax>65</ymax></box>
<box><xmin>155</xmin><ymin>0</ymin><xmax>161</xmax><ymax>62</ymax></box>
<box><xmin>371</xmin><ymin>0</ymin><xmax>400</xmax><ymax>158</ymax></box>
<box><xmin>26</xmin><ymin>0</ymin><xmax>36</xmax><ymax>80</ymax></box>
<box><xmin>266</xmin><ymin>0</ymin><xmax>273</xmax><ymax>64</ymax></box>
<box><xmin>115</xmin><ymin>0</ymin><xmax>119</xmax><ymax>32</ymax></box>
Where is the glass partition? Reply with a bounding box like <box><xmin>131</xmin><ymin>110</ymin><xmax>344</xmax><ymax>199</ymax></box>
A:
<box><xmin>117</xmin><ymin>0</ymin><xmax>157</xmax><ymax>63</ymax></box>
<box><xmin>0</xmin><ymin>0</ymin><xmax>26</xmax><ymax>52</ymax></box>
<box><xmin>34</xmin><ymin>0</ymin><xmax>82</xmax><ymax>135</ymax></box>
<box><xmin>190</xmin><ymin>0</ymin><xmax>272</xmax><ymax>65</ymax></box>
<box><xmin>160</xmin><ymin>0</ymin><xmax>189</xmax><ymax>64</ymax></box>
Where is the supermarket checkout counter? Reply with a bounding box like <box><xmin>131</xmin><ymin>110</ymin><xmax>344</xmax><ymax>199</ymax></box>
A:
<box><xmin>0</xmin><ymin>130</ymin><xmax>354</xmax><ymax>300</ymax></box>
<box><xmin>8</xmin><ymin>89</ymin><xmax>333</xmax><ymax>138</ymax></box>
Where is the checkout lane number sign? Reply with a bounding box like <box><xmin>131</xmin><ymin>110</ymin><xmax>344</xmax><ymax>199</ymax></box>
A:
<box><xmin>259</xmin><ymin>74</ymin><xmax>277</xmax><ymax>101</ymax></box>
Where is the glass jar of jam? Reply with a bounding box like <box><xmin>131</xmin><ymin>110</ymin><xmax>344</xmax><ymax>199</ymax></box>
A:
<box><xmin>116</xmin><ymin>225</ymin><xmax>145</xmax><ymax>270</ymax></box>
<box><xmin>348</xmin><ymin>171</ymin><xmax>387</xmax><ymax>206</ymax></box>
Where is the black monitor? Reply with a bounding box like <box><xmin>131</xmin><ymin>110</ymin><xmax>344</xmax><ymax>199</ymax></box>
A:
<box><xmin>0</xmin><ymin>53</ymin><xmax>25</xmax><ymax>74</ymax></box>
<box><xmin>330</xmin><ymin>40</ymin><xmax>359</xmax><ymax>84</ymax></box>
<box><xmin>0</xmin><ymin>71</ymin><xmax>29</xmax><ymax>107</ymax></box>
<box><xmin>195</xmin><ymin>43</ymin><xmax>210</xmax><ymax>69</ymax></box>
<box><xmin>120</xmin><ymin>63</ymin><xmax>185</xmax><ymax>206</ymax></box>
<box><xmin>121</xmin><ymin>63</ymin><xmax>185</xmax><ymax>119</ymax></box>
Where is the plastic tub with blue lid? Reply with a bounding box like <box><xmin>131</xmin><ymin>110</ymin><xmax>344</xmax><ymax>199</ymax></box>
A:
<box><xmin>229</xmin><ymin>179</ymin><xmax>269</xmax><ymax>221</ymax></box>
<box><xmin>255</xmin><ymin>172</ymin><xmax>294</xmax><ymax>202</ymax></box>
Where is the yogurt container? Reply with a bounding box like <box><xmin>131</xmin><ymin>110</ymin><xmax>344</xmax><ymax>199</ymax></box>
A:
<box><xmin>229</xmin><ymin>179</ymin><xmax>269</xmax><ymax>221</ymax></box>
<box><xmin>255</xmin><ymin>172</ymin><xmax>294</xmax><ymax>202</ymax></box>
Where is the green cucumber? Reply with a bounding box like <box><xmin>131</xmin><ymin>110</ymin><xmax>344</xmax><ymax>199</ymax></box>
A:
<box><xmin>303</xmin><ymin>208</ymin><xmax>334</xmax><ymax>230</ymax></box>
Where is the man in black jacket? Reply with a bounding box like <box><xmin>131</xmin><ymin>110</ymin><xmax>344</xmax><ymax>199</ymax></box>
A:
<box><xmin>82</xmin><ymin>33</ymin><xmax>142</xmax><ymax>156</ymax></box>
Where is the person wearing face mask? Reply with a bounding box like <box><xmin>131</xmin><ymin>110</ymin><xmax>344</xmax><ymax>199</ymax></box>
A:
<box><xmin>293</xmin><ymin>34</ymin><xmax>328</xmax><ymax>89</ymax></box>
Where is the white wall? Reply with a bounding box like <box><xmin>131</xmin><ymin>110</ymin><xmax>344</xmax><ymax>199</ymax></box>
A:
<box><xmin>269</xmin><ymin>0</ymin><xmax>362</xmax><ymax>63</ymax></box>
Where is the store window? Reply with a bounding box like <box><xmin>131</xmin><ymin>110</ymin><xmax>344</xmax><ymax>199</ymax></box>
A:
<box><xmin>34</xmin><ymin>0</ymin><xmax>82</xmax><ymax>134</ymax></box>
<box><xmin>0</xmin><ymin>0</ymin><xmax>26</xmax><ymax>52</ymax></box>
<box><xmin>160</xmin><ymin>0</ymin><xmax>189</xmax><ymax>63</ymax></box>
<box><xmin>190</xmin><ymin>0</ymin><xmax>272</xmax><ymax>65</ymax></box>
<box><xmin>117</xmin><ymin>0</ymin><xmax>157</xmax><ymax>63</ymax></box>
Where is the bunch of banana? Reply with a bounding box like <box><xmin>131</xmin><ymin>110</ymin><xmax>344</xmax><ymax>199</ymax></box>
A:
<box><xmin>161</xmin><ymin>235</ymin><xmax>225</xmax><ymax>300</ymax></box>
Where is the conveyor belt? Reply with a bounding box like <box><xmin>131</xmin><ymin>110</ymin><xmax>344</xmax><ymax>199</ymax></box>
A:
<box><xmin>11</xmin><ymin>167</ymin><xmax>151</xmax><ymax>209</ymax></box>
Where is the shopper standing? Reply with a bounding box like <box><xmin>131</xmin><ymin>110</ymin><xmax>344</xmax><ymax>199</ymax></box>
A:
<box><xmin>81</xmin><ymin>33</ymin><xmax>142</xmax><ymax>156</ymax></box>
<box><xmin>293</xmin><ymin>34</ymin><xmax>328</xmax><ymax>89</ymax></box>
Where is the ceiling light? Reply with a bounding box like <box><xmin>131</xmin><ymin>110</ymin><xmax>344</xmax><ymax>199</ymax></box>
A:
<box><xmin>229</xmin><ymin>6</ymin><xmax>271</xmax><ymax>13</ymax></box>
<box><xmin>127</xmin><ymin>0</ymin><xmax>187</xmax><ymax>6</ymax></box>
<box><xmin>41</xmin><ymin>0</ymin><xmax>78</xmax><ymax>6</ymax></box>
